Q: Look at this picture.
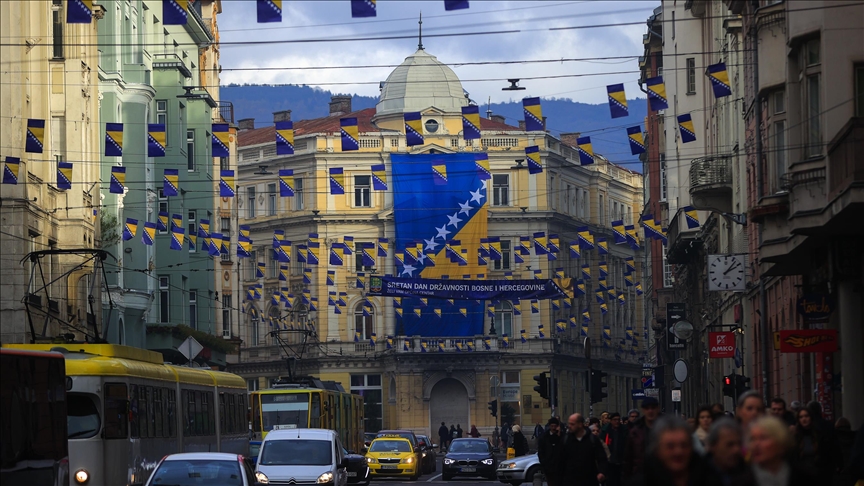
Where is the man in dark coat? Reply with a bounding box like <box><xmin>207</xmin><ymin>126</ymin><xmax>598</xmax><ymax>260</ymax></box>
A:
<box><xmin>560</xmin><ymin>413</ymin><xmax>607</xmax><ymax>486</ymax></box>
<box><xmin>601</xmin><ymin>412</ymin><xmax>630</xmax><ymax>486</ymax></box>
<box><xmin>538</xmin><ymin>417</ymin><xmax>564</xmax><ymax>486</ymax></box>
<box><xmin>623</xmin><ymin>397</ymin><xmax>661</xmax><ymax>480</ymax></box>
<box><xmin>438</xmin><ymin>422</ymin><xmax>449</xmax><ymax>452</ymax></box>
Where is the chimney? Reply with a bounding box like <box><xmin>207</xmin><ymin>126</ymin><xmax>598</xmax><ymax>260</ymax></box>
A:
<box><xmin>238</xmin><ymin>118</ymin><xmax>255</xmax><ymax>131</ymax></box>
<box><xmin>273</xmin><ymin>110</ymin><xmax>292</xmax><ymax>123</ymax></box>
<box><xmin>491</xmin><ymin>114</ymin><xmax>507</xmax><ymax>125</ymax></box>
<box><xmin>329</xmin><ymin>95</ymin><xmax>352</xmax><ymax>116</ymax></box>
<box><xmin>561</xmin><ymin>132</ymin><xmax>581</xmax><ymax>147</ymax></box>
<box><xmin>518</xmin><ymin>120</ymin><xmax>526</xmax><ymax>131</ymax></box>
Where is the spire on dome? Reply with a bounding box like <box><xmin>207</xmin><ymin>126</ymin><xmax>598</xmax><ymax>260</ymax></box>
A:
<box><xmin>418</xmin><ymin>12</ymin><xmax>423</xmax><ymax>51</ymax></box>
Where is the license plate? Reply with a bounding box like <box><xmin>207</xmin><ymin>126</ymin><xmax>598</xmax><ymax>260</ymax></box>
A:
<box><xmin>347</xmin><ymin>472</ymin><xmax>357</xmax><ymax>477</ymax></box>
<box><xmin>381</xmin><ymin>465</ymin><xmax>398</xmax><ymax>469</ymax></box>
<box><xmin>461</xmin><ymin>467</ymin><xmax>476</xmax><ymax>473</ymax></box>
<box><xmin>272</xmin><ymin>424</ymin><xmax>297</xmax><ymax>430</ymax></box>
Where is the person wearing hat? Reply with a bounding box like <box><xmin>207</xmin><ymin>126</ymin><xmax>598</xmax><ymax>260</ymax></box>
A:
<box><xmin>538</xmin><ymin>417</ymin><xmax>564</xmax><ymax>486</ymax></box>
<box><xmin>623</xmin><ymin>396</ymin><xmax>661</xmax><ymax>480</ymax></box>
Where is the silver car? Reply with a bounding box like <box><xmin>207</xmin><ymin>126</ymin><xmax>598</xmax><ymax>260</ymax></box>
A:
<box><xmin>496</xmin><ymin>453</ymin><xmax>542</xmax><ymax>486</ymax></box>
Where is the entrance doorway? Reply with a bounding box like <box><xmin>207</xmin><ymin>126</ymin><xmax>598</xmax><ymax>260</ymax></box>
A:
<box><xmin>429</xmin><ymin>378</ymin><xmax>469</xmax><ymax>444</ymax></box>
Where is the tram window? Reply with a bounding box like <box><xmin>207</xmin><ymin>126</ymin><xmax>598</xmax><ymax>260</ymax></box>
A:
<box><xmin>103</xmin><ymin>383</ymin><xmax>128</xmax><ymax>439</ymax></box>
<box><xmin>154</xmin><ymin>387</ymin><xmax>164</xmax><ymax>438</ymax></box>
<box><xmin>139</xmin><ymin>386</ymin><xmax>149</xmax><ymax>438</ymax></box>
<box><xmin>202</xmin><ymin>392</ymin><xmax>212</xmax><ymax>435</ymax></box>
<box><xmin>167</xmin><ymin>389</ymin><xmax>176</xmax><ymax>438</ymax></box>
<box><xmin>130</xmin><ymin>384</ymin><xmax>140</xmax><ymax>438</ymax></box>
<box><xmin>68</xmin><ymin>393</ymin><xmax>100</xmax><ymax>439</ymax></box>
<box><xmin>219</xmin><ymin>393</ymin><xmax>226</xmax><ymax>434</ymax></box>
<box><xmin>226</xmin><ymin>394</ymin><xmax>235</xmax><ymax>434</ymax></box>
<box><xmin>310</xmin><ymin>393</ymin><xmax>321</xmax><ymax>428</ymax></box>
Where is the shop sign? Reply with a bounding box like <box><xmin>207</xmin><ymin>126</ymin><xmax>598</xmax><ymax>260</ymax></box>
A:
<box><xmin>778</xmin><ymin>329</ymin><xmax>838</xmax><ymax>353</ymax></box>
<box><xmin>796</xmin><ymin>294</ymin><xmax>833</xmax><ymax>322</ymax></box>
<box><xmin>708</xmin><ymin>331</ymin><xmax>736</xmax><ymax>358</ymax></box>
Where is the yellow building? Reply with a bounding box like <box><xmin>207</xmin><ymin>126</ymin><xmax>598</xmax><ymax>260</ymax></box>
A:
<box><xmin>230</xmin><ymin>48</ymin><xmax>645</xmax><ymax>436</ymax></box>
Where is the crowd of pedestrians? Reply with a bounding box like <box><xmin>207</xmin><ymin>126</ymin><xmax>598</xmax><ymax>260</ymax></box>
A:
<box><xmin>528</xmin><ymin>395</ymin><xmax>864</xmax><ymax>486</ymax></box>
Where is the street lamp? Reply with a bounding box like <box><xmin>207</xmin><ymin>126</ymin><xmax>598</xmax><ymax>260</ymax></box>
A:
<box><xmin>671</xmin><ymin>320</ymin><xmax>695</xmax><ymax>341</ymax></box>
<box><xmin>489</xmin><ymin>316</ymin><xmax>497</xmax><ymax>336</ymax></box>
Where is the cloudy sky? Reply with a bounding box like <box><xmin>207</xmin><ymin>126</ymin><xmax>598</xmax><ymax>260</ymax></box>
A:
<box><xmin>217</xmin><ymin>1</ymin><xmax>657</xmax><ymax>104</ymax></box>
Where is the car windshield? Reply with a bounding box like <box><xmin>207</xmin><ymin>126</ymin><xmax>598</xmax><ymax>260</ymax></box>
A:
<box><xmin>249</xmin><ymin>443</ymin><xmax>261</xmax><ymax>458</ymax></box>
<box><xmin>377</xmin><ymin>433</ymin><xmax>414</xmax><ymax>446</ymax></box>
<box><xmin>149</xmin><ymin>459</ymin><xmax>243</xmax><ymax>486</ymax></box>
<box><xmin>369</xmin><ymin>440</ymin><xmax>411</xmax><ymax>453</ymax></box>
<box><xmin>448</xmin><ymin>441</ymin><xmax>489</xmax><ymax>453</ymax></box>
<box><xmin>259</xmin><ymin>439</ymin><xmax>333</xmax><ymax>466</ymax></box>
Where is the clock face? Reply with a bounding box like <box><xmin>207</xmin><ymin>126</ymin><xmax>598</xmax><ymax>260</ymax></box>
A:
<box><xmin>708</xmin><ymin>255</ymin><xmax>746</xmax><ymax>291</ymax></box>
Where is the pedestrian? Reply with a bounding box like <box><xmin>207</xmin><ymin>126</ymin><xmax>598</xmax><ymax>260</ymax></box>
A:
<box><xmin>492</xmin><ymin>426</ymin><xmax>500</xmax><ymax>451</ymax></box>
<box><xmin>769</xmin><ymin>398</ymin><xmax>796</xmax><ymax>427</ymax></box>
<box><xmin>456</xmin><ymin>424</ymin><xmax>463</xmax><ymax>438</ymax></box>
<box><xmin>438</xmin><ymin>422</ymin><xmax>449</xmax><ymax>452</ymax></box>
<box><xmin>533</xmin><ymin>421</ymin><xmax>544</xmax><ymax>440</ymax></box>
<box><xmin>794</xmin><ymin>406</ymin><xmax>837</xmax><ymax>481</ymax></box>
<box><xmin>469</xmin><ymin>424</ymin><xmax>481</xmax><ymax>438</ymax></box>
<box><xmin>601</xmin><ymin>412</ymin><xmax>629</xmax><ymax>486</ymax></box>
<box><xmin>449</xmin><ymin>424</ymin><xmax>456</xmax><ymax>448</ymax></box>
<box><xmin>501</xmin><ymin>422</ymin><xmax>510</xmax><ymax>450</ymax></box>
<box><xmin>736</xmin><ymin>390</ymin><xmax>765</xmax><ymax>459</ymax></box>
<box><xmin>705</xmin><ymin>418</ymin><xmax>751</xmax><ymax>486</ymax></box>
<box><xmin>560</xmin><ymin>413</ymin><xmax>607</xmax><ymax>486</ymax></box>
<box><xmin>692</xmin><ymin>404</ymin><xmax>714</xmax><ymax>456</ymax></box>
<box><xmin>601</xmin><ymin>412</ymin><xmax>611</xmax><ymax>432</ymax></box>
<box><xmin>789</xmin><ymin>401</ymin><xmax>803</xmax><ymax>416</ymax></box>
<box><xmin>512</xmin><ymin>424</ymin><xmax>529</xmax><ymax>457</ymax></box>
<box><xmin>538</xmin><ymin>417</ymin><xmax>564</xmax><ymax>486</ymax></box>
<box><xmin>591</xmin><ymin>424</ymin><xmax>612</xmax><ymax>460</ymax></box>
<box><xmin>624</xmin><ymin>416</ymin><xmax>719</xmax><ymax>486</ymax></box>
<box><xmin>623</xmin><ymin>397</ymin><xmax>661</xmax><ymax>479</ymax></box>
<box><xmin>627</xmin><ymin>409</ymin><xmax>640</xmax><ymax>430</ymax></box>
<box><xmin>748</xmin><ymin>415</ymin><xmax>816</xmax><ymax>486</ymax></box>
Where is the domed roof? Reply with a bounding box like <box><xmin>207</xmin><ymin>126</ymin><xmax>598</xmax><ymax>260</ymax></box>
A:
<box><xmin>376</xmin><ymin>49</ymin><xmax>468</xmax><ymax>117</ymax></box>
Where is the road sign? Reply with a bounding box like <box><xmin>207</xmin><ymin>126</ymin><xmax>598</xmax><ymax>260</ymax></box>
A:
<box><xmin>631</xmin><ymin>389</ymin><xmax>646</xmax><ymax>399</ymax></box>
<box><xmin>671</xmin><ymin>389</ymin><xmax>682</xmax><ymax>402</ymax></box>
<box><xmin>645</xmin><ymin>388</ymin><xmax>660</xmax><ymax>398</ymax></box>
<box><xmin>667</xmin><ymin>303</ymin><xmax>686</xmax><ymax>350</ymax></box>
<box><xmin>673</xmin><ymin>359</ymin><xmax>689</xmax><ymax>383</ymax></box>
<box><xmin>709</xmin><ymin>331</ymin><xmax>736</xmax><ymax>358</ymax></box>
<box><xmin>641</xmin><ymin>376</ymin><xmax>654</xmax><ymax>388</ymax></box>
<box><xmin>178</xmin><ymin>336</ymin><xmax>203</xmax><ymax>362</ymax></box>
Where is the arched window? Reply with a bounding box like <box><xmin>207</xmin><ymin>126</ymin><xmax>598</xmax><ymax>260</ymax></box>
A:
<box><xmin>494</xmin><ymin>301</ymin><xmax>513</xmax><ymax>338</ymax></box>
<box><xmin>354</xmin><ymin>303</ymin><xmax>374</xmax><ymax>340</ymax></box>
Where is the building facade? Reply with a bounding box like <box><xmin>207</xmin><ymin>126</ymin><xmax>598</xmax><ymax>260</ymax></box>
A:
<box><xmin>229</xmin><ymin>48</ymin><xmax>647</xmax><ymax>436</ymax></box>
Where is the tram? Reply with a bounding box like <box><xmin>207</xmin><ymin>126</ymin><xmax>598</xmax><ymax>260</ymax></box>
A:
<box><xmin>250</xmin><ymin>379</ymin><xmax>365</xmax><ymax>452</ymax></box>
<box><xmin>0</xmin><ymin>348</ymin><xmax>69</xmax><ymax>486</ymax></box>
<box><xmin>4</xmin><ymin>344</ymin><xmax>248</xmax><ymax>486</ymax></box>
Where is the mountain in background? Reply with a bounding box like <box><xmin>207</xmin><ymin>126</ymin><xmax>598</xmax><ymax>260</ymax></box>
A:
<box><xmin>221</xmin><ymin>84</ymin><xmax>646</xmax><ymax>171</ymax></box>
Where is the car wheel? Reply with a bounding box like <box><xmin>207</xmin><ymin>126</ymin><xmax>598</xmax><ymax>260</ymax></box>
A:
<box><xmin>510</xmin><ymin>482</ymin><xmax>522</xmax><ymax>486</ymax></box>
<box><xmin>525</xmin><ymin>465</ymin><xmax>540</xmax><ymax>483</ymax></box>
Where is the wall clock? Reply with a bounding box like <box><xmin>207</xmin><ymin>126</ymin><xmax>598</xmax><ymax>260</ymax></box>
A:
<box><xmin>707</xmin><ymin>254</ymin><xmax>746</xmax><ymax>291</ymax></box>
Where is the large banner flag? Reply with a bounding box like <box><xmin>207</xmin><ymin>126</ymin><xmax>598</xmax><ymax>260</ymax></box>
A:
<box><xmin>109</xmin><ymin>166</ymin><xmax>126</xmax><ymax>194</ymax></box>
<box><xmin>445</xmin><ymin>0</ymin><xmax>469</xmax><ymax>9</ymax></box>
<box><xmin>329</xmin><ymin>168</ymin><xmax>345</xmax><ymax>195</ymax></box>
<box><xmin>372</xmin><ymin>164</ymin><xmax>387</xmax><ymax>190</ymax></box>
<box><xmin>2</xmin><ymin>157</ymin><xmax>20</xmax><ymax>185</ymax></box>
<box><xmin>522</xmin><ymin>97</ymin><xmax>544</xmax><ymax>131</ymax></box>
<box><xmin>340</xmin><ymin>118</ymin><xmax>359</xmax><ymax>151</ymax></box>
<box><xmin>391</xmin><ymin>153</ymin><xmax>487</xmax><ymax>336</ymax></box>
<box><xmin>276</xmin><ymin>120</ymin><xmax>294</xmax><ymax>155</ymax></box>
<box><xmin>67</xmin><ymin>0</ymin><xmax>93</xmax><ymax>23</ymax></box>
<box><xmin>26</xmin><ymin>119</ymin><xmax>45</xmax><ymax>153</ymax></box>
<box><xmin>279</xmin><ymin>169</ymin><xmax>294</xmax><ymax>197</ymax></box>
<box><xmin>627</xmin><ymin>126</ymin><xmax>646</xmax><ymax>155</ymax></box>
<box><xmin>678</xmin><ymin>114</ymin><xmax>697</xmax><ymax>143</ymax></box>
<box><xmin>461</xmin><ymin>106</ymin><xmax>481</xmax><ymax>140</ymax></box>
<box><xmin>57</xmin><ymin>162</ymin><xmax>72</xmax><ymax>190</ymax></box>
<box><xmin>212</xmin><ymin>123</ymin><xmax>230</xmax><ymax>157</ymax></box>
<box><xmin>707</xmin><ymin>62</ymin><xmax>732</xmax><ymax>98</ymax></box>
<box><xmin>646</xmin><ymin>76</ymin><xmax>669</xmax><ymax>111</ymax></box>
<box><xmin>105</xmin><ymin>123</ymin><xmax>123</xmax><ymax>156</ymax></box>
<box><xmin>404</xmin><ymin>112</ymin><xmax>424</xmax><ymax>146</ymax></box>
<box><xmin>576</xmin><ymin>137</ymin><xmax>595</xmax><ymax>165</ymax></box>
<box><xmin>368</xmin><ymin>277</ymin><xmax>567</xmax><ymax>302</ymax></box>
<box><xmin>351</xmin><ymin>0</ymin><xmax>376</xmax><ymax>17</ymax></box>
<box><xmin>163</xmin><ymin>0</ymin><xmax>188</xmax><ymax>25</ymax></box>
<box><xmin>220</xmin><ymin>170</ymin><xmax>235</xmax><ymax>197</ymax></box>
<box><xmin>525</xmin><ymin>146</ymin><xmax>543</xmax><ymax>174</ymax></box>
<box><xmin>257</xmin><ymin>0</ymin><xmax>282</xmax><ymax>23</ymax></box>
<box><xmin>607</xmin><ymin>84</ymin><xmax>629</xmax><ymax>118</ymax></box>
<box><xmin>148</xmin><ymin>124</ymin><xmax>166</xmax><ymax>157</ymax></box>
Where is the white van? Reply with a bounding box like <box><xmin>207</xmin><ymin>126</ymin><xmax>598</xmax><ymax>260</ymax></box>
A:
<box><xmin>255</xmin><ymin>429</ymin><xmax>348</xmax><ymax>486</ymax></box>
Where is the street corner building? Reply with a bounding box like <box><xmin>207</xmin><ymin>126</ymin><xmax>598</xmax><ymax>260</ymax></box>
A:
<box><xmin>228</xmin><ymin>46</ymin><xmax>648</xmax><ymax>437</ymax></box>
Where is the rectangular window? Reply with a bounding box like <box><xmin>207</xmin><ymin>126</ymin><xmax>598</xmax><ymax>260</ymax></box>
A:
<box><xmin>247</xmin><ymin>379</ymin><xmax>260</xmax><ymax>392</ymax></box>
<box><xmin>222</xmin><ymin>295</ymin><xmax>232</xmax><ymax>337</ymax></box>
<box><xmin>492</xmin><ymin>174</ymin><xmax>510</xmax><ymax>206</ymax></box>
<box><xmin>355</xmin><ymin>242</ymin><xmax>375</xmax><ymax>272</ymax></box>
<box><xmin>295</xmin><ymin>178</ymin><xmax>305</xmax><ymax>210</ymax></box>
<box><xmin>220</xmin><ymin>218</ymin><xmax>231</xmax><ymax>262</ymax></box>
<box><xmin>493</xmin><ymin>240</ymin><xmax>511</xmax><ymax>271</ymax></box>
<box><xmin>51</xmin><ymin>0</ymin><xmax>63</xmax><ymax>59</ymax></box>
<box><xmin>103</xmin><ymin>383</ymin><xmax>129</xmax><ymax>439</ymax></box>
<box><xmin>662</xmin><ymin>246</ymin><xmax>673</xmax><ymax>288</ymax></box>
<box><xmin>354</xmin><ymin>175</ymin><xmax>371</xmax><ymax>207</ymax></box>
<box><xmin>248</xmin><ymin>250</ymin><xmax>258</xmax><ymax>281</ymax></box>
<box><xmin>269</xmin><ymin>249</ymin><xmax>278</xmax><ymax>279</ymax></box>
<box><xmin>855</xmin><ymin>64</ymin><xmax>864</xmax><ymax>117</ymax></box>
<box><xmin>178</xmin><ymin>103</ymin><xmax>185</xmax><ymax>149</ymax></box>
<box><xmin>773</xmin><ymin>120</ymin><xmax>787</xmax><ymax>191</ymax></box>
<box><xmin>660</xmin><ymin>155</ymin><xmax>668</xmax><ymax>202</ymax></box>
<box><xmin>219</xmin><ymin>157</ymin><xmax>229</xmax><ymax>171</ymax></box>
<box><xmin>773</xmin><ymin>90</ymin><xmax>786</xmax><ymax>115</ymax></box>
<box><xmin>159</xmin><ymin>276</ymin><xmax>170</xmax><ymax>323</ymax></box>
<box><xmin>268</xmin><ymin>183</ymin><xmax>277</xmax><ymax>216</ymax></box>
<box><xmin>805</xmin><ymin>74</ymin><xmax>822</xmax><ymax>157</ymax></box>
<box><xmin>156</xmin><ymin>100</ymin><xmax>168</xmax><ymax>144</ymax></box>
<box><xmin>350</xmin><ymin>374</ymin><xmax>383</xmax><ymax>433</ymax></box>
<box><xmin>598</xmin><ymin>194</ymin><xmax>605</xmax><ymax>225</ymax></box>
<box><xmin>189</xmin><ymin>290</ymin><xmax>197</xmax><ymax>330</ymax></box>
<box><xmin>187</xmin><ymin>211</ymin><xmax>196</xmax><ymax>253</ymax></box>
<box><xmin>686</xmin><ymin>58</ymin><xmax>696</xmax><ymax>94</ymax></box>
<box><xmin>186</xmin><ymin>130</ymin><xmax>195</xmax><ymax>171</ymax></box>
<box><xmin>247</xmin><ymin>186</ymin><xmax>256</xmax><ymax>218</ymax></box>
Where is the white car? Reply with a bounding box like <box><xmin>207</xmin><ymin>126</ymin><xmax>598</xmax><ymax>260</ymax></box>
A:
<box><xmin>255</xmin><ymin>429</ymin><xmax>348</xmax><ymax>486</ymax></box>
<box><xmin>496</xmin><ymin>453</ymin><xmax>542</xmax><ymax>486</ymax></box>
<box><xmin>145</xmin><ymin>452</ymin><xmax>263</xmax><ymax>486</ymax></box>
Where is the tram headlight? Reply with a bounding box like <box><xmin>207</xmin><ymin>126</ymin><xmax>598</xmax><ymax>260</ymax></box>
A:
<box><xmin>74</xmin><ymin>469</ymin><xmax>89</xmax><ymax>484</ymax></box>
<box><xmin>255</xmin><ymin>471</ymin><xmax>269</xmax><ymax>484</ymax></box>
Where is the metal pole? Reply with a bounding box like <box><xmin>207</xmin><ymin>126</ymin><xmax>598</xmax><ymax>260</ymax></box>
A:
<box><xmin>588</xmin><ymin>366</ymin><xmax>594</xmax><ymax>419</ymax></box>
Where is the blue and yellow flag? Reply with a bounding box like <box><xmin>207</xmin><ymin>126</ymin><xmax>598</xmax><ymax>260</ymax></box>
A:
<box><xmin>445</xmin><ymin>0</ymin><xmax>469</xmax><ymax>10</ymax></box>
<box><xmin>554</xmin><ymin>268</ymin><xmax>564</xmax><ymax>279</ymax></box>
<box><xmin>340</xmin><ymin>118</ymin><xmax>359</xmax><ymax>151</ymax></box>
<box><xmin>209</xmin><ymin>233</ymin><xmax>222</xmax><ymax>257</ymax></box>
<box><xmin>599</xmin><ymin>262</ymin><xmax>608</xmax><ymax>278</ymax></box>
<box><xmin>437</xmin><ymin>340</ymin><xmax>446</xmax><ymax>353</ymax></box>
<box><xmin>362</xmin><ymin>243</ymin><xmax>376</xmax><ymax>267</ymax></box>
<box><xmin>513</xmin><ymin>301</ymin><xmax>521</xmax><ymax>315</ymax></box>
<box><xmin>122</xmin><ymin>218</ymin><xmax>137</xmax><ymax>241</ymax></box>
<box><xmin>707</xmin><ymin>62</ymin><xmax>732</xmax><ymax>98</ymax></box>
<box><xmin>57</xmin><ymin>162</ymin><xmax>72</xmax><ymax>190</ymax></box>
<box><xmin>257</xmin><ymin>0</ymin><xmax>282</xmax><ymax>23</ymax></box>
<box><xmin>163</xmin><ymin>168</ymin><xmax>179</xmax><ymax>197</ymax></box>
<box><xmin>581</xmin><ymin>263</ymin><xmax>591</xmax><ymax>280</ymax></box>
<box><xmin>556</xmin><ymin>320</ymin><xmax>566</xmax><ymax>333</ymax></box>
<box><xmin>582</xmin><ymin>307</ymin><xmax>591</xmax><ymax>322</ymax></box>
<box><xmin>618</xmin><ymin>291</ymin><xmax>626</xmax><ymax>305</ymax></box>
<box><xmin>570</xmin><ymin>241</ymin><xmax>581</xmax><ymax>258</ymax></box>
<box><xmin>105</xmin><ymin>123</ymin><xmax>123</xmax><ymax>156</ymax></box>
<box><xmin>329</xmin><ymin>168</ymin><xmax>345</xmax><ymax>195</ymax></box>
<box><xmin>520</xmin><ymin>329</ymin><xmax>527</xmax><ymax>343</ymax></box>
<box><xmin>607</xmin><ymin>83</ymin><xmax>628</xmax><ymax>118</ymax></box>
<box><xmin>434</xmin><ymin>308</ymin><xmax>442</xmax><ymax>319</ymax></box>
<box><xmin>625</xmin><ymin>274</ymin><xmax>635</xmax><ymax>287</ymax></box>
<box><xmin>369</xmin><ymin>333</ymin><xmax>377</xmax><ymax>347</ymax></box>
<box><xmin>67</xmin><ymin>0</ymin><xmax>93</xmax><ymax>23</ymax></box>
<box><xmin>525</xmin><ymin>145</ymin><xmax>543</xmax><ymax>174</ymax></box>
<box><xmin>170</xmin><ymin>226</ymin><xmax>185</xmax><ymax>251</ymax></box>
<box><xmin>625</xmin><ymin>256</ymin><xmax>636</xmax><ymax>273</ymax></box>
<box><xmin>459</xmin><ymin>308</ymin><xmax>468</xmax><ymax>318</ymax></box>
<box><xmin>461</xmin><ymin>106</ymin><xmax>481</xmax><ymax>140</ymax></box>
<box><xmin>552</xmin><ymin>299</ymin><xmax>561</xmax><ymax>311</ymax></box>
<box><xmin>626</xmin><ymin>224</ymin><xmax>641</xmax><ymax>249</ymax></box>
<box><xmin>109</xmin><ymin>166</ymin><xmax>126</xmax><ymax>194</ymax></box>
<box><xmin>522</xmin><ymin>97</ymin><xmax>544</xmax><ymax>131</ymax></box>
<box><xmin>474</xmin><ymin>153</ymin><xmax>491</xmax><ymax>181</ymax></box>
<box><xmin>678</xmin><ymin>114</ymin><xmax>696</xmax><ymax>143</ymax></box>
<box><xmin>538</xmin><ymin>324</ymin><xmax>546</xmax><ymax>338</ymax></box>
<box><xmin>142</xmin><ymin>221</ymin><xmax>156</xmax><ymax>246</ymax></box>
<box><xmin>596</xmin><ymin>290</ymin><xmax>605</xmax><ymax>304</ymax></box>
<box><xmin>163</xmin><ymin>0</ymin><xmax>188</xmax><ymax>25</ymax></box>
<box><xmin>646</xmin><ymin>76</ymin><xmax>669</xmax><ymax>111</ymax></box>
<box><xmin>372</xmin><ymin>164</ymin><xmax>387</xmax><ymax>190</ymax></box>
<box><xmin>641</xmin><ymin>215</ymin><xmax>665</xmax><ymax>241</ymax></box>
<box><xmin>329</xmin><ymin>243</ymin><xmax>344</xmax><ymax>266</ymax></box>
<box><xmin>26</xmin><ymin>119</ymin><xmax>45</xmax><ymax>153</ymax></box>
<box><xmin>489</xmin><ymin>237</ymin><xmax>502</xmax><ymax>261</ymax></box>
<box><xmin>627</xmin><ymin>126</ymin><xmax>646</xmax><ymax>155</ymax></box>
<box><xmin>156</xmin><ymin>211</ymin><xmax>169</xmax><ymax>232</ymax></box>
<box><xmin>636</xmin><ymin>282</ymin><xmax>644</xmax><ymax>296</ymax></box>
<box><xmin>351</xmin><ymin>0</ymin><xmax>376</xmax><ymax>17</ymax></box>
<box><xmin>600</xmin><ymin>303</ymin><xmax>609</xmax><ymax>315</ymax></box>
<box><xmin>576</xmin><ymin>137</ymin><xmax>594</xmax><ymax>166</ymax></box>
<box><xmin>377</xmin><ymin>238</ymin><xmax>388</xmax><ymax>257</ymax></box>
<box><xmin>548</xmin><ymin>234</ymin><xmax>560</xmax><ymax>254</ymax></box>
<box><xmin>533</xmin><ymin>269</ymin><xmax>542</xmax><ymax>280</ymax></box>
<box><xmin>275</xmin><ymin>169</ymin><xmax>294</xmax><ymax>197</ymax></box>
<box><xmin>531</xmin><ymin>300</ymin><xmax>540</xmax><ymax>314</ymax></box>
<box><xmin>212</xmin><ymin>123</ymin><xmax>230</xmax><ymax>158</ymax></box>
<box><xmin>199</xmin><ymin>219</ymin><xmax>211</xmax><ymax>248</ymax></box>
<box><xmin>576</xmin><ymin>280</ymin><xmax>586</xmax><ymax>297</ymax></box>
<box><xmin>307</xmin><ymin>241</ymin><xmax>321</xmax><ymax>265</ymax></box>
<box><xmin>256</xmin><ymin>262</ymin><xmax>265</xmax><ymax>279</ymax></box>
<box><xmin>219</xmin><ymin>170</ymin><xmax>235</xmax><ymax>197</ymax></box>
<box><xmin>612</xmin><ymin>220</ymin><xmax>627</xmax><ymax>244</ymax></box>
<box><xmin>578</xmin><ymin>227</ymin><xmax>595</xmax><ymax>250</ymax></box>
<box><xmin>2</xmin><ymin>157</ymin><xmax>20</xmax><ymax>185</ymax></box>
<box><xmin>533</xmin><ymin>231</ymin><xmax>547</xmax><ymax>255</ymax></box>
<box><xmin>683</xmin><ymin>206</ymin><xmax>700</xmax><ymax>229</ymax></box>
<box><xmin>170</xmin><ymin>214</ymin><xmax>182</xmax><ymax>231</ymax></box>
<box><xmin>597</xmin><ymin>238</ymin><xmax>608</xmax><ymax>255</ymax></box>
<box><xmin>275</xmin><ymin>120</ymin><xmax>294</xmax><ymax>155</ymax></box>
<box><xmin>404</xmin><ymin>112</ymin><xmax>424</xmax><ymax>146</ymax></box>
<box><xmin>432</xmin><ymin>164</ymin><xmax>448</xmax><ymax>185</ymax></box>
<box><xmin>148</xmin><ymin>124</ymin><xmax>166</xmax><ymax>157</ymax></box>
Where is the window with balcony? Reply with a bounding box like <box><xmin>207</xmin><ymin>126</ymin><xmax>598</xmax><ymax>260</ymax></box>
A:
<box><xmin>354</xmin><ymin>303</ymin><xmax>374</xmax><ymax>341</ymax></box>
<box><xmin>493</xmin><ymin>240</ymin><xmax>511</xmax><ymax>271</ymax></box>
<box><xmin>494</xmin><ymin>301</ymin><xmax>513</xmax><ymax>338</ymax></box>
<box><xmin>354</xmin><ymin>175</ymin><xmax>371</xmax><ymax>207</ymax></box>
<box><xmin>222</xmin><ymin>294</ymin><xmax>232</xmax><ymax>338</ymax></box>
<box><xmin>686</xmin><ymin>58</ymin><xmax>696</xmax><ymax>94</ymax></box>
<box><xmin>662</xmin><ymin>245</ymin><xmax>673</xmax><ymax>288</ymax></box>
<box><xmin>355</xmin><ymin>242</ymin><xmax>375</xmax><ymax>272</ymax></box>
<box><xmin>492</xmin><ymin>174</ymin><xmax>510</xmax><ymax>206</ymax></box>
<box><xmin>801</xmin><ymin>38</ymin><xmax>822</xmax><ymax>157</ymax></box>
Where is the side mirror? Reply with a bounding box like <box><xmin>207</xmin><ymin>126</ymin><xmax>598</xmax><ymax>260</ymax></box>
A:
<box><xmin>338</xmin><ymin>459</ymin><xmax>348</xmax><ymax>469</ymax></box>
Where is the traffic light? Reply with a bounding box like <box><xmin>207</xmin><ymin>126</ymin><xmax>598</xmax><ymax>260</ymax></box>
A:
<box><xmin>533</xmin><ymin>372</ymin><xmax>549</xmax><ymax>399</ymax></box>
<box><xmin>590</xmin><ymin>369</ymin><xmax>608</xmax><ymax>404</ymax></box>
<box><xmin>735</xmin><ymin>374</ymin><xmax>751</xmax><ymax>397</ymax></box>
<box><xmin>722</xmin><ymin>373</ymin><xmax>736</xmax><ymax>398</ymax></box>
<box><xmin>488</xmin><ymin>399</ymin><xmax>498</xmax><ymax>418</ymax></box>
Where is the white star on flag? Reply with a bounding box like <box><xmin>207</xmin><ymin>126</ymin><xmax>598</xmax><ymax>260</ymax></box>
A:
<box><xmin>435</xmin><ymin>225</ymin><xmax>451</xmax><ymax>240</ymax></box>
<box><xmin>470</xmin><ymin>188</ymin><xmax>485</xmax><ymax>204</ymax></box>
<box><xmin>447</xmin><ymin>213</ymin><xmax>463</xmax><ymax>228</ymax></box>
<box><xmin>401</xmin><ymin>264</ymin><xmax>417</xmax><ymax>277</ymax></box>
<box><xmin>424</xmin><ymin>238</ymin><xmax>440</xmax><ymax>251</ymax></box>
<box><xmin>458</xmin><ymin>200</ymin><xmax>473</xmax><ymax>215</ymax></box>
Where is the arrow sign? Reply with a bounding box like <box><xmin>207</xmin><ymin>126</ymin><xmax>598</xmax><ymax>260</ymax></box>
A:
<box><xmin>667</xmin><ymin>303</ymin><xmax>686</xmax><ymax>351</ymax></box>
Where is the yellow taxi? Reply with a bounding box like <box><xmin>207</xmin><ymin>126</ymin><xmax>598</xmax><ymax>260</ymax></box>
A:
<box><xmin>365</xmin><ymin>436</ymin><xmax>421</xmax><ymax>480</ymax></box>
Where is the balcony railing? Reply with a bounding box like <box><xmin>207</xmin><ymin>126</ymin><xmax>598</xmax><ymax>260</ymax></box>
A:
<box><xmin>689</xmin><ymin>154</ymin><xmax>733</xmax><ymax>213</ymax></box>
<box><xmin>828</xmin><ymin>117</ymin><xmax>864</xmax><ymax>200</ymax></box>
<box><xmin>216</xmin><ymin>101</ymin><xmax>234</xmax><ymax>124</ymax></box>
